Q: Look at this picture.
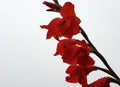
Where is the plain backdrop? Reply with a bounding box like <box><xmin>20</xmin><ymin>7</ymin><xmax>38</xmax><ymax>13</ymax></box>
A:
<box><xmin>0</xmin><ymin>0</ymin><xmax>120</xmax><ymax>87</ymax></box>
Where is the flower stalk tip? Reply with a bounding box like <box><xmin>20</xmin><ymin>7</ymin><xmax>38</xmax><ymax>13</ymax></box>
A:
<box><xmin>43</xmin><ymin>1</ymin><xmax>61</xmax><ymax>12</ymax></box>
<box><xmin>53</xmin><ymin>0</ymin><xmax>59</xmax><ymax>5</ymax></box>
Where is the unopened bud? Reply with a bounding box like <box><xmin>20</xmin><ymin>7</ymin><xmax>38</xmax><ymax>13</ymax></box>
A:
<box><xmin>43</xmin><ymin>1</ymin><xmax>61</xmax><ymax>12</ymax></box>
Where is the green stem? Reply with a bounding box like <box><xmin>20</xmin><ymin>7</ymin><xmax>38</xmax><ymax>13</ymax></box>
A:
<box><xmin>79</xmin><ymin>26</ymin><xmax>120</xmax><ymax>81</ymax></box>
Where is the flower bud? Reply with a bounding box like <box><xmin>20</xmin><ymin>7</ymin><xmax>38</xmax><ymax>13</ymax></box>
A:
<box><xmin>43</xmin><ymin>1</ymin><xmax>61</xmax><ymax>12</ymax></box>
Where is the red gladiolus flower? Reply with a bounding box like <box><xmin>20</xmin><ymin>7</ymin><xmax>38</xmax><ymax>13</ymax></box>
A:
<box><xmin>40</xmin><ymin>2</ymin><xmax>81</xmax><ymax>40</ymax></box>
<box><xmin>62</xmin><ymin>46</ymin><xmax>94</xmax><ymax>65</ymax></box>
<box><xmin>66</xmin><ymin>65</ymin><xmax>97</xmax><ymax>86</ymax></box>
<box><xmin>54</xmin><ymin>39</ymin><xmax>89</xmax><ymax>56</ymax></box>
<box><xmin>87</xmin><ymin>77</ymin><xmax>111</xmax><ymax>87</ymax></box>
<box><xmin>54</xmin><ymin>39</ymin><xmax>76</xmax><ymax>56</ymax></box>
<box><xmin>40</xmin><ymin>18</ymin><xmax>61</xmax><ymax>40</ymax></box>
<box><xmin>58</xmin><ymin>2</ymin><xmax>81</xmax><ymax>38</ymax></box>
<box><xmin>54</xmin><ymin>39</ymin><xmax>94</xmax><ymax>65</ymax></box>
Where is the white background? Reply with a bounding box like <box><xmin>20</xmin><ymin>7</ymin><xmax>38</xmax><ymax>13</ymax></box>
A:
<box><xmin>0</xmin><ymin>0</ymin><xmax>120</xmax><ymax>87</ymax></box>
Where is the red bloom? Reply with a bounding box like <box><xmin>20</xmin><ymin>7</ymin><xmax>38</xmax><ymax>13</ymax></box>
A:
<box><xmin>66</xmin><ymin>65</ymin><xmax>97</xmax><ymax>86</ymax></box>
<box><xmin>62</xmin><ymin>45</ymin><xmax>94</xmax><ymax>66</ymax></box>
<box><xmin>54</xmin><ymin>39</ymin><xmax>76</xmax><ymax>56</ymax></box>
<box><xmin>87</xmin><ymin>77</ymin><xmax>111</xmax><ymax>87</ymax></box>
<box><xmin>58</xmin><ymin>2</ymin><xmax>81</xmax><ymax>38</ymax></box>
<box><xmin>40</xmin><ymin>2</ymin><xmax>81</xmax><ymax>40</ymax></box>
<box><xmin>54</xmin><ymin>39</ymin><xmax>94</xmax><ymax>65</ymax></box>
<box><xmin>40</xmin><ymin>18</ymin><xmax>61</xmax><ymax>40</ymax></box>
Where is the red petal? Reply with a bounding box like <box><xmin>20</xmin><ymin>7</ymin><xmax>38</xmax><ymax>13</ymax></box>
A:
<box><xmin>85</xmin><ymin>65</ymin><xmax>97</xmax><ymax>75</ymax></box>
<box><xmin>60</xmin><ymin>2</ymin><xmax>76</xmax><ymax>17</ymax></box>
<box><xmin>88</xmin><ymin>77</ymin><xmax>111</xmax><ymax>87</ymax></box>
<box><xmin>40</xmin><ymin>25</ymin><xmax>48</xmax><ymax>29</ymax></box>
<box><xmin>48</xmin><ymin>18</ymin><xmax>61</xmax><ymax>29</ymax></box>
<box><xmin>66</xmin><ymin>75</ymin><xmax>79</xmax><ymax>83</ymax></box>
<box><xmin>73</xmin><ymin>27</ymin><xmax>80</xmax><ymax>35</ymax></box>
<box><xmin>62</xmin><ymin>46</ymin><xmax>80</xmax><ymax>64</ymax></box>
<box><xmin>54</xmin><ymin>39</ymin><xmax>75</xmax><ymax>56</ymax></box>
<box><xmin>66</xmin><ymin>65</ymin><xmax>88</xmax><ymax>85</ymax></box>
<box><xmin>41</xmin><ymin>18</ymin><xmax>61</xmax><ymax>40</ymax></box>
<box><xmin>87</xmin><ymin>56</ymin><xmax>95</xmax><ymax>65</ymax></box>
<box><xmin>47</xmin><ymin>18</ymin><xmax>61</xmax><ymax>39</ymax></box>
<box><xmin>66</xmin><ymin>66</ymin><xmax>81</xmax><ymax>83</ymax></box>
<box><xmin>72</xmin><ymin>17</ymin><xmax>81</xmax><ymax>34</ymax></box>
<box><xmin>66</xmin><ymin>65</ymin><xmax>78</xmax><ymax>74</ymax></box>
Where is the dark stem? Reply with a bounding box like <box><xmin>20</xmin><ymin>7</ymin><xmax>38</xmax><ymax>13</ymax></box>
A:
<box><xmin>79</xmin><ymin>26</ymin><xmax>97</xmax><ymax>51</ymax></box>
<box><xmin>96</xmin><ymin>66</ymin><xmax>113</xmax><ymax>77</ymax></box>
<box><xmin>94</xmin><ymin>51</ymin><xmax>120</xmax><ymax>80</ymax></box>
<box><xmin>97</xmin><ymin>66</ymin><xmax>120</xmax><ymax>85</ymax></box>
<box><xmin>79</xmin><ymin>26</ymin><xmax>120</xmax><ymax>81</ymax></box>
<box><xmin>53</xmin><ymin>0</ymin><xmax>60</xmax><ymax>5</ymax></box>
<box><xmin>111</xmin><ymin>77</ymin><xmax>120</xmax><ymax>86</ymax></box>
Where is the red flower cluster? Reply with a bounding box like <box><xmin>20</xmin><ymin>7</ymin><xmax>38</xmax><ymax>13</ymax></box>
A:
<box><xmin>54</xmin><ymin>39</ymin><xmax>94</xmax><ymax>66</ymax></box>
<box><xmin>66</xmin><ymin>65</ymin><xmax>97</xmax><ymax>86</ymax></box>
<box><xmin>41</xmin><ymin>1</ymin><xmax>114</xmax><ymax>87</ymax></box>
<box><xmin>41</xmin><ymin>2</ymin><xmax>81</xmax><ymax>40</ymax></box>
<box><xmin>54</xmin><ymin>39</ymin><xmax>97</xmax><ymax>86</ymax></box>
